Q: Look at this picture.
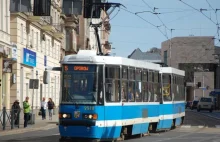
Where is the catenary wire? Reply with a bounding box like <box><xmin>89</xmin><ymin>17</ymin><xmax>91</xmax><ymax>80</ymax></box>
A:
<box><xmin>120</xmin><ymin>8</ymin><xmax>169</xmax><ymax>39</ymax></box>
<box><xmin>141</xmin><ymin>0</ymin><xmax>169</xmax><ymax>37</ymax></box>
<box><xmin>179</xmin><ymin>0</ymin><xmax>217</xmax><ymax>25</ymax></box>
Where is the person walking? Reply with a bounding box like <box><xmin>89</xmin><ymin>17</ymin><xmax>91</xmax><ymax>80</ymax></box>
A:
<box><xmin>11</xmin><ymin>99</ymin><xmax>21</xmax><ymax>125</ymax></box>
<box><xmin>47</xmin><ymin>98</ymin><xmax>55</xmax><ymax>120</ymax></box>
<box><xmin>23</xmin><ymin>97</ymin><xmax>30</xmax><ymax>128</ymax></box>
<box><xmin>40</xmin><ymin>97</ymin><xmax>47</xmax><ymax>120</ymax></box>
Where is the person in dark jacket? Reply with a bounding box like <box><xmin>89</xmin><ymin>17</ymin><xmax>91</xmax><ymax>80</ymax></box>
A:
<box><xmin>47</xmin><ymin>98</ymin><xmax>55</xmax><ymax>120</ymax></box>
<box><xmin>12</xmin><ymin>100</ymin><xmax>21</xmax><ymax>125</ymax></box>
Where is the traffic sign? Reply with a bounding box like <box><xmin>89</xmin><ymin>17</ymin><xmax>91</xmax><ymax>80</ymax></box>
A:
<box><xmin>29</xmin><ymin>79</ymin><xmax>39</xmax><ymax>89</ymax></box>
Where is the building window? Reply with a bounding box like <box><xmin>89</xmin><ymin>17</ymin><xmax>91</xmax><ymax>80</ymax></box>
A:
<box><xmin>164</xmin><ymin>50</ymin><xmax>168</xmax><ymax>65</ymax></box>
<box><xmin>20</xmin><ymin>24</ymin><xmax>24</xmax><ymax>43</ymax></box>
<box><xmin>47</xmin><ymin>39</ymin><xmax>50</xmax><ymax>56</ymax></box>
<box><xmin>1</xmin><ymin>0</ymin><xmax>3</xmax><ymax>30</ymax></box>
<box><xmin>36</xmin><ymin>32</ymin><xmax>38</xmax><ymax>50</ymax></box>
<box><xmin>5</xmin><ymin>0</ymin><xmax>8</xmax><ymax>33</ymax></box>
<box><xmin>31</xmin><ymin>29</ymin><xmax>34</xmax><ymax>47</ymax></box>
<box><xmin>54</xmin><ymin>43</ymin><xmax>56</xmax><ymax>58</ymax></box>
<box><xmin>55</xmin><ymin>12</ymin><xmax>57</xmax><ymax>24</ymax></box>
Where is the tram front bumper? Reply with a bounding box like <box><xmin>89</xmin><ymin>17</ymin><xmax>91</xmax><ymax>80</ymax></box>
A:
<box><xmin>59</xmin><ymin>120</ymin><xmax>104</xmax><ymax>138</ymax></box>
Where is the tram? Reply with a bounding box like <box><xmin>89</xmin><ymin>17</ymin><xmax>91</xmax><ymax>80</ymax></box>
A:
<box><xmin>43</xmin><ymin>50</ymin><xmax>185</xmax><ymax>141</ymax></box>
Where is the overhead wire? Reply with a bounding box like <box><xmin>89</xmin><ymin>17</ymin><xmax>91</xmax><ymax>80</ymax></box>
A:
<box><xmin>206</xmin><ymin>0</ymin><xmax>219</xmax><ymax>39</ymax></box>
<box><xmin>158</xmin><ymin>10</ymin><xmax>194</xmax><ymax>14</ymax></box>
<box><xmin>120</xmin><ymin>8</ymin><xmax>169</xmax><ymax>39</ymax></box>
<box><xmin>179</xmin><ymin>0</ymin><xmax>217</xmax><ymax>25</ymax></box>
<box><xmin>141</xmin><ymin>0</ymin><xmax>169</xmax><ymax>37</ymax></box>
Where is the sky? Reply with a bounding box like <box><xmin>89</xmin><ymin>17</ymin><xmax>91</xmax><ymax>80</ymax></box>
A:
<box><xmin>107</xmin><ymin>0</ymin><xmax>220</xmax><ymax>57</ymax></box>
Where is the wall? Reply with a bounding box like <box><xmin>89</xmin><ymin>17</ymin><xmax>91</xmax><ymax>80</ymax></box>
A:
<box><xmin>161</xmin><ymin>36</ymin><xmax>215</xmax><ymax>68</ymax></box>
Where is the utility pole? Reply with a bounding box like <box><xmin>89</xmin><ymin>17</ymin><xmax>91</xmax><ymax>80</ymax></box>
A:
<box><xmin>194</xmin><ymin>76</ymin><xmax>196</xmax><ymax>100</ymax></box>
<box><xmin>203</xmin><ymin>75</ymin><xmax>204</xmax><ymax>97</ymax></box>
<box><xmin>169</xmin><ymin>29</ymin><xmax>174</xmax><ymax>66</ymax></box>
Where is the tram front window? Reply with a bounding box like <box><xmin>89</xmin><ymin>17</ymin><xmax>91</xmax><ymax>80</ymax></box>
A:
<box><xmin>62</xmin><ymin>65</ymin><xmax>100</xmax><ymax>104</ymax></box>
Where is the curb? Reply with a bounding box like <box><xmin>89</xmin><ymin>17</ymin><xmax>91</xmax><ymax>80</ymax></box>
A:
<box><xmin>0</xmin><ymin>124</ymin><xmax>57</xmax><ymax>136</ymax></box>
<box><xmin>181</xmin><ymin>125</ymin><xmax>220</xmax><ymax>128</ymax></box>
<box><xmin>180</xmin><ymin>125</ymin><xmax>206</xmax><ymax>128</ymax></box>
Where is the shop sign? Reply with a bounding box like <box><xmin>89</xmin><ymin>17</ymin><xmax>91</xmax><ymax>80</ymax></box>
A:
<box><xmin>11</xmin><ymin>45</ymin><xmax>18</xmax><ymax>60</ymax></box>
<box><xmin>23</xmin><ymin>48</ymin><xmax>36</xmax><ymax>67</ymax></box>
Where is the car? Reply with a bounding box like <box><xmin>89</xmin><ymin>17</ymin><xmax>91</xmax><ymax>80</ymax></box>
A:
<box><xmin>190</xmin><ymin>100</ymin><xmax>199</xmax><ymax>110</ymax></box>
<box><xmin>197</xmin><ymin>97</ymin><xmax>214</xmax><ymax>113</ymax></box>
<box><xmin>185</xmin><ymin>101</ymin><xmax>192</xmax><ymax>109</ymax></box>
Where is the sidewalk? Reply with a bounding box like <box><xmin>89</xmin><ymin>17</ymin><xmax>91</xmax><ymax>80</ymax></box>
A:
<box><xmin>0</xmin><ymin>111</ymin><xmax>59</xmax><ymax>136</ymax></box>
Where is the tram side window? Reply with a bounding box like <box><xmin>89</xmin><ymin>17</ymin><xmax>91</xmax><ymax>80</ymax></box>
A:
<box><xmin>135</xmin><ymin>69</ymin><xmax>142</xmax><ymax>102</ymax></box>
<box><xmin>128</xmin><ymin>68</ymin><xmax>135</xmax><ymax>102</ymax></box>
<box><xmin>154</xmin><ymin>72</ymin><xmax>161</xmax><ymax>102</ymax></box>
<box><xmin>142</xmin><ymin>70</ymin><xmax>148</xmax><ymax>102</ymax></box>
<box><xmin>98</xmin><ymin>66</ymin><xmax>104</xmax><ymax>104</ymax></box>
<box><xmin>148</xmin><ymin>71</ymin><xmax>154</xmax><ymax>102</ymax></box>
<box><xmin>180</xmin><ymin>77</ymin><xmax>185</xmax><ymax>101</ymax></box>
<box><xmin>174</xmin><ymin>76</ymin><xmax>180</xmax><ymax>101</ymax></box>
<box><xmin>122</xmin><ymin>67</ymin><xmax>128</xmax><ymax>102</ymax></box>
<box><xmin>163</xmin><ymin>74</ymin><xmax>172</xmax><ymax>101</ymax></box>
<box><xmin>105</xmin><ymin>66</ymin><xmax>120</xmax><ymax>102</ymax></box>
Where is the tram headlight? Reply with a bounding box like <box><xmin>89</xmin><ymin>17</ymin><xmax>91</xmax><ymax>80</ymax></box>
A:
<box><xmin>83</xmin><ymin>114</ymin><xmax>98</xmax><ymax>120</ymax></box>
<box><xmin>59</xmin><ymin>113</ymin><xmax>71</xmax><ymax>119</ymax></box>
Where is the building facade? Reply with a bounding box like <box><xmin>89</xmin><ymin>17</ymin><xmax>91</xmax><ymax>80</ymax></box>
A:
<box><xmin>161</xmin><ymin>36</ymin><xmax>216</xmax><ymax>101</ymax></box>
<box><xmin>0</xmin><ymin>0</ymin><xmax>11</xmax><ymax>110</ymax></box>
<box><xmin>10</xmin><ymin>0</ymin><xmax>64</xmax><ymax>109</ymax></box>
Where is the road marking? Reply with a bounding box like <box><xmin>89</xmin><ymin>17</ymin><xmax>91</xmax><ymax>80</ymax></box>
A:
<box><xmin>52</xmin><ymin>133</ymin><xmax>60</xmax><ymax>136</ymax></box>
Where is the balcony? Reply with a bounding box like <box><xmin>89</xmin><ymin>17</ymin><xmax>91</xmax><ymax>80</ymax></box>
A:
<box><xmin>40</xmin><ymin>16</ymin><xmax>56</xmax><ymax>32</ymax></box>
<box><xmin>63</xmin><ymin>16</ymin><xmax>79</xmax><ymax>28</ymax></box>
<box><xmin>26</xmin><ymin>12</ymin><xmax>42</xmax><ymax>22</ymax></box>
<box><xmin>53</xmin><ymin>24</ymin><xmax>64</xmax><ymax>39</ymax></box>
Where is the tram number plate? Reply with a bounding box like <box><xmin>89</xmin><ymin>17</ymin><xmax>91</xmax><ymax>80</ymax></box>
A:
<box><xmin>84</xmin><ymin>106</ymin><xmax>95</xmax><ymax>111</ymax></box>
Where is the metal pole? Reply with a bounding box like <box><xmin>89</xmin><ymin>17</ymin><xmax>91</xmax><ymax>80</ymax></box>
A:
<box><xmin>94</xmin><ymin>25</ymin><xmax>102</xmax><ymax>55</ymax></box>
<box><xmin>31</xmin><ymin>81</ymin><xmax>34</xmax><ymax>124</ymax></box>
<box><xmin>194</xmin><ymin>76</ymin><xmax>196</xmax><ymax>100</ymax></box>
<box><xmin>203</xmin><ymin>75</ymin><xmax>204</xmax><ymax>97</ymax></box>
<box><xmin>3</xmin><ymin>107</ymin><xmax>6</xmax><ymax>130</ymax></box>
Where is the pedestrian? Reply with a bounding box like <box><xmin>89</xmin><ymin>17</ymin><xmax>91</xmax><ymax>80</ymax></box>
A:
<box><xmin>47</xmin><ymin>98</ymin><xmax>55</xmax><ymax>120</ymax></box>
<box><xmin>11</xmin><ymin>99</ymin><xmax>21</xmax><ymax>125</ymax></box>
<box><xmin>23</xmin><ymin>97</ymin><xmax>30</xmax><ymax>128</ymax></box>
<box><xmin>40</xmin><ymin>97</ymin><xmax>47</xmax><ymax>120</ymax></box>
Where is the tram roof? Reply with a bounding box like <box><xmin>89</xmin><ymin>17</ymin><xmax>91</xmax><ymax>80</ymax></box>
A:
<box><xmin>62</xmin><ymin>50</ymin><xmax>161</xmax><ymax>71</ymax></box>
<box><xmin>160</xmin><ymin>67</ymin><xmax>185</xmax><ymax>76</ymax></box>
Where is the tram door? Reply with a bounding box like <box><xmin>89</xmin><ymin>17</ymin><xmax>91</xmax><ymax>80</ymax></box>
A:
<box><xmin>104</xmin><ymin>66</ymin><xmax>122</xmax><ymax>138</ymax></box>
<box><xmin>161</xmin><ymin>74</ymin><xmax>172</xmax><ymax>128</ymax></box>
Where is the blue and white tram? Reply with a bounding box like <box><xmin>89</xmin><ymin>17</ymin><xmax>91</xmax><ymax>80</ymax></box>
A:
<box><xmin>159</xmin><ymin>67</ymin><xmax>185</xmax><ymax>130</ymax></box>
<box><xmin>49</xmin><ymin>50</ymin><xmax>185</xmax><ymax>141</ymax></box>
